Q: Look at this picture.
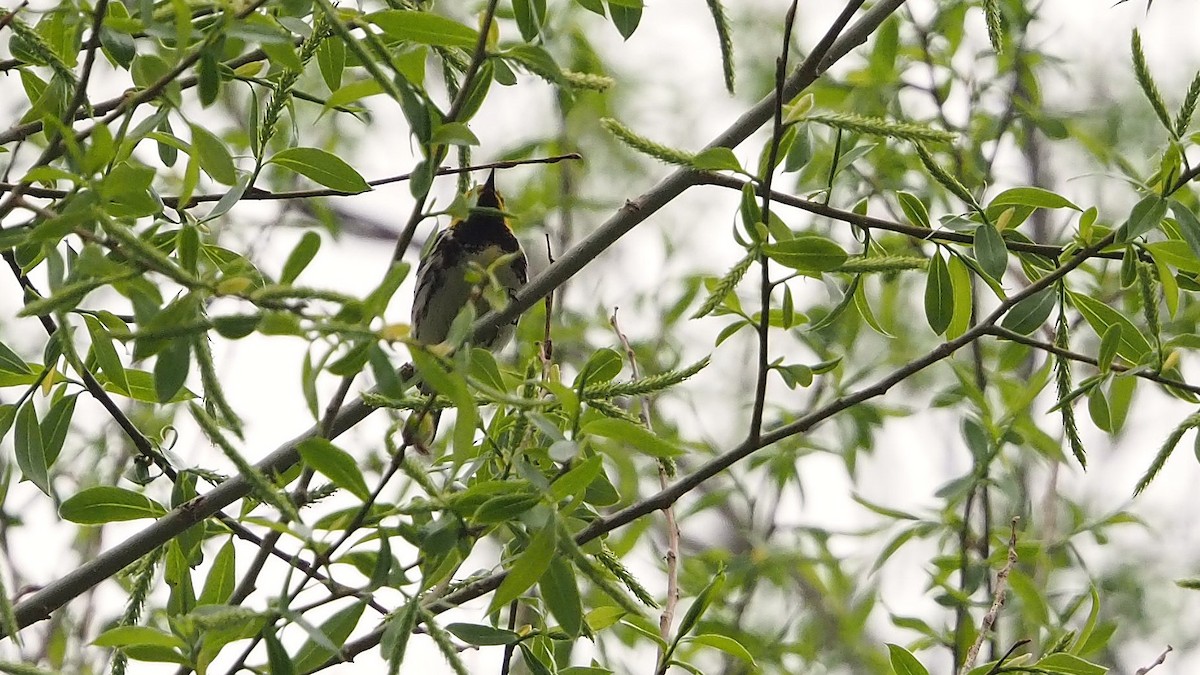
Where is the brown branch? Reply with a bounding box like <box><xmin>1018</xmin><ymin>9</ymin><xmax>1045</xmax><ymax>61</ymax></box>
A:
<box><xmin>958</xmin><ymin>517</ymin><xmax>1020</xmax><ymax>675</ymax></box>
<box><xmin>696</xmin><ymin>172</ymin><xmax>1123</xmax><ymax>261</ymax></box>
<box><xmin>985</xmin><ymin>325</ymin><xmax>1200</xmax><ymax>395</ymax></box>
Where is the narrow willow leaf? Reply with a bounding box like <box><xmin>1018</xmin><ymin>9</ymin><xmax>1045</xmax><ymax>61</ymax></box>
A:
<box><xmin>583</xmin><ymin>417</ymin><xmax>681</xmax><ymax>457</ymax></box>
<box><xmin>291</xmin><ymin>601</ymin><xmax>367</xmax><ymax>674</ymax></box>
<box><xmin>887</xmin><ymin>643</ymin><xmax>930</xmax><ymax>675</ymax></box>
<box><xmin>853</xmin><ymin>278</ymin><xmax>895</xmax><ymax>337</ymax></box>
<box><xmin>541</xmin><ymin>556</ymin><xmax>584</xmax><ymax>637</ymax></box>
<box><xmin>489</xmin><ymin>519</ymin><xmax>557</xmax><ymax>613</ymax></box>
<box><xmin>676</xmin><ymin>566</ymin><xmax>725</xmax><ymax>639</ymax></box>
<box><xmin>1097</xmin><ymin>325</ymin><xmax>1121</xmax><ymax>373</ymax></box>
<box><xmin>281</xmin><ymin>231</ymin><xmax>322</xmax><ymax>284</ymax></box>
<box><xmin>60</xmin><ymin>486</ymin><xmax>168</xmax><ymax>523</ymax></box>
<box><xmin>444</xmin><ymin>623</ymin><xmax>520</xmax><ymax>647</ymax></box>
<box><xmin>366</xmin><ymin>10</ymin><xmax>478</xmax><ymax>48</ymax></box>
<box><xmin>0</xmin><ymin>341</ymin><xmax>31</xmax><ymax>375</ymax></box>
<box><xmin>762</xmin><ymin>236</ymin><xmax>848</xmax><ymax>272</ymax></box>
<box><xmin>268</xmin><ymin>147</ymin><xmax>370</xmax><ymax>193</ymax></box>
<box><xmin>924</xmin><ymin>252</ymin><xmax>953</xmax><ymax>335</ymax></box>
<box><xmin>1068</xmin><ymin>291</ymin><xmax>1153</xmax><ymax>364</ymax></box>
<box><xmin>946</xmin><ymin>254</ymin><xmax>972</xmax><ymax>339</ymax></box>
<box><xmin>897</xmin><ymin>191</ymin><xmax>931</xmax><ymax>229</ymax></box>
<box><xmin>974</xmin><ymin>223</ymin><xmax>1008</xmax><ymax>281</ymax></box>
<box><xmin>198</xmin><ymin>539</ymin><xmax>236</xmax><ymax>605</ymax></box>
<box><xmin>989</xmin><ymin>186</ymin><xmax>1080</xmax><ymax>211</ymax></box>
<box><xmin>14</xmin><ymin>401</ymin><xmax>48</xmax><ymax>495</ymax></box>
<box><xmin>296</xmin><ymin>437</ymin><xmax>371</xmax><ymax>501</ymax></box>
<box><xmin>1119</xmin><ymin>194</ymin><xmax>1167</xmax><ymax>242</ymax></box>
<box><xmin>1000</xmin><ymin>286</ymin><xmax>1056</xmax><ymax>335</ymax></box>
<box><xmin>1087</xmin><ymin>384</ymin><xmax>1112</xmax><ymax>433</ymax></box>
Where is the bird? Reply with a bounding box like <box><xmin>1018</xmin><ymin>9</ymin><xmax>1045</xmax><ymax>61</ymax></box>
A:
<box><xmin>410</xmin><ymin>170</ymin><xmax>528</xmax><ymax>351</ymax></box>
<box><xmin>404</xmin><ymin>171</ymin><xmax>528</xmax><ymax>451</ymax></box>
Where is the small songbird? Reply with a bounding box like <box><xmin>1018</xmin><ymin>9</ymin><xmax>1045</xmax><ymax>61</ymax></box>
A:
<box><xmin>410</xmin><ymin>170</ymin><xmax>528</xmax><ymax>350</ymax></box>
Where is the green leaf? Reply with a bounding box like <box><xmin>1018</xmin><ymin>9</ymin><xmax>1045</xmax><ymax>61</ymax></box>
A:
<box><xmin>762</xmin><ymin>236</ymin><xmax>848</xmax><ymax>272</ymax></box>
<box><xmin>1097</xmin><ymin>324</ymin><xmax>1121</xmax><ymax>373</ymax></box>
<box><xmin>946</xmin><ymin>254</ymin><xmax>972</xmax><ymax>339</ymax></box>
<box><xmin>41</xmin><ymin>394</ymin><xmax>77</xmax><ymax>467</ymax></box>
<box><xmin>677</xmin><ymin>566</ymin><xmax>724</xmax><ymax>639</ymax></box>
<box><xmin>267</xmin><ymin>147</ymin><xmax>370</xmax><ymax>193</ymax></box>
<box><xmin>1120</xmin><ymin>194</ymin><xmax>1168</xmax><ymax>242</ymax></box>
<box><xmin>576</xmin><ymin>348</ymin><xmax>623</xmax><ymax>385</ymax></box>
<box><xmin>973</xmin><ymin>223</ymin><xmax>1007</xmax><ymax>280</ymax></box>
<box><xmin>1108</xmin><ymin>374</ymin><xmax>1136</xmax><ymax>433</ymax></box>
<box><xmin>1068</xmin><ymin>291</ymin><xmax>1153</xmax><ymax>363</ymax></box>
<box><xmin>513</xmin><ymin>0</ymin><xmax>541</xmax><ymax>40</ymax></box>
<box><xmin>583</xmin><ymin>417</ymin><xmax>682</xmax><ymax>457</ymax></box>
<box><xmin>444</xmin><ymin>623</ymin><xmax>520</xmax><ymax>646</ymax></box>
<box><xmin>887</xmin><ymin>643</ymin><xmax>930</xmax><ymax>675</ymax></box>
<box><xmin>100</xmin><ymin>161</ymin><xmax>160</xmax><ymax>217</ymax></box>
<box><xmin>473</xmin><ymin>492</ymin><xmax>542</xmax><ymax>524</ymax></box>
<box><xmin>367</xmin><ymin>10</ymin><xmax>479</xmax><ymax>48</ymax></box>
<box><xmin>198</xmin><ymin>539</ymin><xmax>236</xmax><ymax>605</ymax></box>
<box><xmin>609</xmin><ymin>4</ymin><xmax>642</xmax><ymax>39</ymax></box>
<box><xmin>989</xmin><ymin>187</ymin><xmax>1080</xmax><ymax>211</ymax></box>
<box><xmin>281</xmin><ymin>231</ymin><xmax>322</xmax><ymax>285</ymax></box>
<box><xmin>190</xmin><ymin>124</ymin><xmax>237</xmax><ymax>186</ymax></box>
<box><xmin>297</xmin><ymin>438</ymin><xmax>372</xmax><ymax>501</ymax></box>
<box><xmin>60</xmin><ymin>486</ymin><xmax>168</xmax><ymax>523</ymax></box>
<box><xmin>0</xmin><ymin>341</ymin><xmax>31</xmax><ymax>375</ymax></box>
<box><xmin>1001</xmin><ymin>286</ymin><xmax>1057</xmax><ymax>335</ymax></box>
<box><xmin>489</xmin><ymin>519</ymin><xmax>557</xmax><ymax>613</ymax></box>
<box><xmin>291</xmin><ymin>601</ymin><xmax>366</xmax><ymax>674</ymax></box>
<box><xmin>691</xmin><ymin>147</ymin><xmax>743</xmax><ymax>172</ymax></box>
<box><xmin>502</xmin><ymin>44</ymin><xmax>566</xmax><ymax>86</ymax></box>
<box><xmin>430</xmin><ymin>122</ymin><xmax>480</xmax><ymax>147</ymax></box>
<box><xmin>154</xmin><ymin>338</ymin><xmax>191</xmax><ymax>404</ymax></box>
<box><xmin>14</xmin><ymin>401</ymin><xmax>48</xmax><ymax>495</ymax></box>
<box><xmin>93</xmin><ymin>626</ymin><xmax>187</xmax><ymax>650</ymax></box>
<box><xmin>264</xmin><ymin>629</ymin><xmax>296</xmax><ymax>675</ymax></box>
<box><xmin>687</xmin><ymin>634</ymin><xmax>756</xmax><ymax>666</ymax></box>
<box><xmin>1087</xmin><ymin>384</ymin><xmax>1112</xmax><ymax>433</ymax></box>
<box><xmin>1170</xmin><ymin>200</ymin><xmax>1200</xmax><ymax>257</ymax></box>
<box><xmin>550</xmin><ymin>455</ymin><xmax>604</xmax><ymax>503</ymax></box>
<box><xmin>325</xmin><ymin>79</ymin><xmax>384</xmax><ymax>110</ymax></box>
<box><xmin>924</xmin><ymin>252</ymin><xmax>953</xmax><ymax>335</ymax></box>
<box><xmin>317</xmin><ymin>38</ymin><xmax>345</xmax><ymax>92</ymax></box>
<box><xmin>1032</xmin><ymin>653</ymin><xmax>1106</xmax><ymax>675</ymax></box>
<box><xmin>897</xmin><ymin>191</ymin><xmax>931</xmax><ymax>229</ymax></box>
<box><xmin>410</xmin><ymin>349</ymin><xmax>478</xmax><ymax>461</ymax></box>
<box><xmin>541</xmin><ymin>556</ymin><xmax>584</xmax><ymax>636</ymax></box>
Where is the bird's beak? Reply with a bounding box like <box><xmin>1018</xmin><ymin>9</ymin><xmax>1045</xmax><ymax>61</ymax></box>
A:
<box><xmin>479</xmin><ymin>169</ymin><xmax>501</xmax><ymax>208</ymax></box>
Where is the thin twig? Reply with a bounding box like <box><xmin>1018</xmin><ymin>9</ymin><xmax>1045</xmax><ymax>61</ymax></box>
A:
<box><xmin>1135</xmin><ymin>645</ymin><xmax>1172</xmax><ymax>674</ymax></box>
<box><xmin>985</xmin><ymin>325</ymin><xmax>1200</xmax><ymax>395</ymax></box>
<box><xmin>390</xmin><ymin>0</ymin><xmax>504</xmax><ymax>261</ymax></box>
<box><xmin>749</xmin><ymin>0</ymin><xmax>810</xmax><ymax>445</ymax></box>
<box><xmin>958</xmin><ymin>517</ymin><xmax>1020</xmax><ymax>675</ymax></box>
<box><xmin>696</xmin><ymin>172</ymin><xmax>1123</xmax><ymax>261</ymax></box>
<box><xmin>609</xmin><ymin>310</ymin><xmax>680</xmax><ymax>664</ymax></box>
<box><xmin>0</xmin><ymin>154</ymin><xmax>581</xmax><ymax>208</ymax></box>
